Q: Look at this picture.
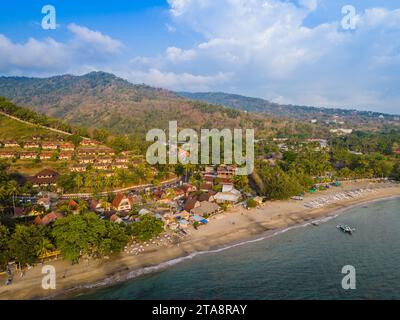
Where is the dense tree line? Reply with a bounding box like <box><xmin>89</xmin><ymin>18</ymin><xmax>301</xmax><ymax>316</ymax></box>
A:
<box><xmin>0</xmin><ymin>213</ymin><xmax>164</xmax><ymax>269</ymax></box>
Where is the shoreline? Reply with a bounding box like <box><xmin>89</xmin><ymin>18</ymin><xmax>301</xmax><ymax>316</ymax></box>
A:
<box><xmin>1</xmin><ymin>182</ymin><xmax>399</xmax><ymax>300</ymax></box>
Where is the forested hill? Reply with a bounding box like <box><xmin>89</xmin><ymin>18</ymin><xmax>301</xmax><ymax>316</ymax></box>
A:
<box><xmin>178</xmin><ymin>92</ymin><xmax>399</xmax><ymax>122</ymax></box>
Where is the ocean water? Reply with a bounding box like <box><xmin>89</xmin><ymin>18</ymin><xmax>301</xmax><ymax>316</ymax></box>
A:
<box><xmin>75</xmin><ymin>197</ymin><xmax>400</xmax><ymax>300</ymax></box>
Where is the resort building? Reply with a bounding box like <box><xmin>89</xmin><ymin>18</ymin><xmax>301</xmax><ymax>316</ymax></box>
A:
<box><xmin>29</xmin><ymin>169</ymin><xmax>60</xmax><ymax>188</ymax></box>
<box><xmin>59</xmin><ymin>152</ymin><xmax>73</xmax><ymax>160</ymax></box>
<box><xmin>23</xmin><ymin>141</ymin><xmax>40</xmax><ymax>149</ymax></box>
<box><xmin>78</xmin><ymin>157</ymin><xmax>96</xmax><ymax>164</ymax></box>
<box><xmin>70</xmin><ymin>164</ymin><xmax>87</xmax><ymax>172</ymax></box>
<box><xmin>2</xmin><ymin>140</ymin><xmax>19</xmax><ymax>148</ymax></box>
<box><xmin>0</xmin><ymin>151</ymin><xmax>17</xmax><ymax>159</ymax></box>
<box><xmin>42</xmin><ymin>142</ymin><xmax>58</xmax><ymax>150</ymax></box>
<box><xmin>20</xmin><ymin>151</ymin><xmax>37</xmax><ymax>160</ymax></box>
<box><xmin>39</xmin><ymin>152</ymin><xmax>53</xmax><ymax>160</ymax></box>
<box><xmin>59</xmin><ymin>143</ymin><xmax>75</xmax><ymax>151</ymax></box>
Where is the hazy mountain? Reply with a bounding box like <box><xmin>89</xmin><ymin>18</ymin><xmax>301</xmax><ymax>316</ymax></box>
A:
<box><xmin>178</xmin><ymin>92</ymin><xmax>399</xmax><ymax>120</ymax></box>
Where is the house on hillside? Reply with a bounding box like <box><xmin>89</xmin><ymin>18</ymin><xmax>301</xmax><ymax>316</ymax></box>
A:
<box><xmin>97</xmin><ymin>157</ymin><xmax>113</xmax><ymax>164</ymax></box>
<box><xmin>78</xmin><ymin>157</ymin><xmax>95</xmax><ymax>164</ymax></box>
<box><xmin>59</xmin><ymin>152</ymin><xmax>73</xmax><ymax>160</ymax></box>
<box><xmin>23</xmin><ymin>141</ymin><xmax>40</xmax><ymax>149</ymax></box>
<box><xmin>93</xmin><ymin>164</ymin><xmax>109</xmax><ymax>171</ymax></box>
<box><xmin>70</xmin><ymin>164</ymin><xmax>87</xmax><ymax>172</ymax></box>
<box><xmin>42</xmin><ymin>142</ymin><xmax>58</xmax><ymax>150</ymax></box>
<box><xmin>20</xmin><ymin>151</ymin><xmax>37</xmax><ymax>160</ymax></box>
<box><xmin>39</xmin><ymin>152</ymin><xmax>53</xmax><ymax>160</ymax></box>
<box><xmin>29</xmin><ymin>169</ymin><xmax>59</xmax><ymax>188</ymax></box>
<box><xmin>59</xmin><ymin>143</ymin><xmax>75</xmax><ymax>151</ymax></box>
<box><xmin>111</xmin><ymin>162</ymin><xmax>128</xmax><ymax>169</ymax></box>
<box><xmin>3</xmin><ymin>140</ymin><xmax>19</xmax><ymax>148</ymax></box>
<box><xmin>0</xmin><ymin>151</ymin><xmax>17</xmax><ymax>159</ymax></box>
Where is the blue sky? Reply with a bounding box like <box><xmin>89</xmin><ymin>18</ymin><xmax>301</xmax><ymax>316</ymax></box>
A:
<box><xmin>0</xmin><ymin>0</ymin><xmax>399</xmax><ymax>114</ymax></box>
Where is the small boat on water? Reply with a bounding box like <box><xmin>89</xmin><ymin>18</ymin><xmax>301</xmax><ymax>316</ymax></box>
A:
<box><xmin>336</xmin><ymin>224</ymin><xmax>356</xmax><ymax>234</ymax></box>
<box><xmin>311</xmin><ymin>222</ymin><xmax>319</xmax><ymax>226</ymax></box>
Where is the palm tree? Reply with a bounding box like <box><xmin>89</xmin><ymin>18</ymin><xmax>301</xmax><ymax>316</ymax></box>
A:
<box><xmin>36</xmin><ymin>238</ymin><xmax>54</xmax><ymax>262</ymax></box>
<box><xmin>77</xmin><ymin>201</ymin><xmax>88</xmax><ymax>214</ymax></box>
<box><xmin>74</xmin><ymin>174</ymin><xmax>84</xmax><ymax>192</ymax></box>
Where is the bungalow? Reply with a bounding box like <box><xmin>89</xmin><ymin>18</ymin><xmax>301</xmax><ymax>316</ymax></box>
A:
<box><xmin>59</xmin><ymin>142</ymin><xmax>75</xmax><ymax>151</ymax></box>
<box><xmin>112</xmin><ymin>193</ymin><xmax>134</xmax><ymax>212</ymax></box>
<box><xmin>39</xmin><ymin>152</ymin><xmax>53</xmax><ymax>160</ymax></box>
<box><xmin>34</xmin><ymin>212</ymin><xmax>63</xmax><ymax>226</ymax></box>
<box><xmin>80</xmin><ymin>139</ymin><xmax>97</xmax><ymax>146</ymax></box>
<box><xmin>214</xmin><ymin>185</ymin><xmax>241</xmax><ymax>204</ymax></box>
<box><xmin>115</xmin><ymin>157</ymin><xmax>129</xmax><ymax>163</ymax></box>
<box><xmin>191</xmin><ymin>201</ymin><xmax>220</xmax><ymax>216</ymax></box>
<box><xmin>29</xmin><ymin>169</ymin><xmax>60</xmax><ymax>188</ymax></box>
<box><xmin>3</xmin><ymin>140</ymin><xmax>19</xmax><ymax>148</ymax></box>
<box><xmin>0</xmin><ymin>151</ymin><xmax>16</xmax><ymax>159</ymax></box>
<box><xmin>97</xmin><ymin>157</ymin><xmax>113</xmax><ymax>164</ymax></box>
<box><xmin>184</xmin><ymin>197</ymin><xmax>200</xmax><ymax>212</ymax></box>
<box><xmin>98</xmin><ymin>148</ymin><xmax>115</xmax><ymax>156</ymax></box>
<box><xmin>93</xmin><ymin>164</ymin><xmax>109</xmax><ymax>171</ymax></box>
<box><xmin>78</xmin><ymin>157</ymin><xmax>96</xmax><ymax>164</ymax></box>
<box><xmin>59</xmin><ymin>152</ymin><xmax>73</xmax><ymax>160</ymax></box>
<box><xmin>23</xmin><ymin>141</ymin><xmax>40</xmax><ymax>149</ymax></box>
<box><xmin>78</xmin><ymin>148</ymin><xmax>97</xmax><ymax>156</ymax></box>
<box><xmin>37</xmin><ymin>197</ymin><xmax>51</xmax><ymax>211</ymax></box>
<box><xmin>20</xmin><ymin>151</ymin><xmax>37</xmax><ymax>160</ymax></box>
<box><xmin>70</xmin><ymin>164</ymin><xmax>87</xmax><ymax>172</ymax></box>
<box><xmin>111</xmin><ymin>162</ymin><xmax>128</xmax><ymax>169</ymax></box>
<box><xmin>42</xmin><ymin>142</ymin><xmax>58</xmax><ymax>150</ymax></box>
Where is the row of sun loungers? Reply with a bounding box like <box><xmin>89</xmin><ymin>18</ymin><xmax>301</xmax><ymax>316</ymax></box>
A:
<box><xmin>304</xmin><ymin>189</ymin><xmax>375</xmax><ymax>209</ymax></box>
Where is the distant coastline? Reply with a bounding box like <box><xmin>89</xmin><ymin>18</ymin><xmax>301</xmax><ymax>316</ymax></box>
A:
<box><xmin>1</xmin><ymin>181</ymin><xmax>399</xmax><ymax>300</ymax></box>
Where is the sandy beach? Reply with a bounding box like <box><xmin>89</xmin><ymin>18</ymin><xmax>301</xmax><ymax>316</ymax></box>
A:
<box><xmin>1</xmin><ymin>180</ymin><xmax>399</xmax><ymax>300</ymax></box>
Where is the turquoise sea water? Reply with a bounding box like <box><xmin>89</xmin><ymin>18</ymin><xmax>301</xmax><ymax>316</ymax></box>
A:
<box><xmin>75</xmin><ymin>197</ymin><xmax>400</xmax><ymax>300</ymax></box>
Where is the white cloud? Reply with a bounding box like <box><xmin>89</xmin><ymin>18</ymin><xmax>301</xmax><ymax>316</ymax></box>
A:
<box><xmin>67</xmin><ymin>23</ymin><xmax>123</xmax><ymax>53</ymax></box>
<box><xmin>121</xmin><ymin>68</ymin><xmax>232</xmax><ymax>91</ymax></box>
<box><xmin>0</xmin><ymin>24</ymin><xmax>123</xmax><ymax>75</ymax></box>
<box><xmin>166</xmin><ymin>46</ymin><xmax>196</xmax><ymax>62</ymax></box>
<box><xmin>157</xmin><ymin>0</ymin><xmax>400</xmax><ymax>112</ymax></box>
